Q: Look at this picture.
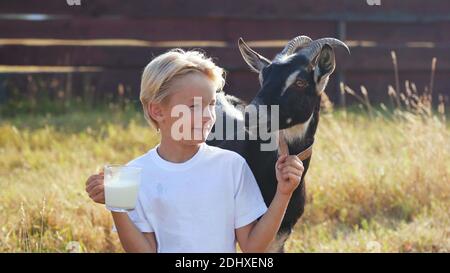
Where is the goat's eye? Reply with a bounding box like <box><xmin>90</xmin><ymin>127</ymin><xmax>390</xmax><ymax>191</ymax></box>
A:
<box><xmin>296</xmin><ymin>80</ymin><xmax>308</xmax><ymax>88</ymax></box>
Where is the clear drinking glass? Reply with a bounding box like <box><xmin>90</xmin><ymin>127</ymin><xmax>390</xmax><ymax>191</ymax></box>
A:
<box><xmin>104</xmin><ymin>164</ymin><xmax>142</xmax><ymax>212</ymax></box>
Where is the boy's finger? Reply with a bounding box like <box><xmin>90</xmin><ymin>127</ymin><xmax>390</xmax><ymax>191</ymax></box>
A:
<box><xmin>281</xmin><ymin>166</ymin><xmax>303</xmax><ymax>176</ymax></box>
<box><xmin>287</xmin><ymin>155</ymin><xmax>303</xmax><ymax>164</ymax></box>
<box><xmin>85</xmin><ymin>175</ymin><xmax>96</xmax><ymax>186</ymax></box>
<box><xmin>282</xmin><ymin>160</ymin><xmax>304</xmax><ymax>170</ymax></box>
<box><xmin>88</xmin><ymin>183</ymin><xmax>101</xmax><ymax>195</ymax></box>
<box><xmin>90</xmin><ymin>184</ymin><xmax>104</xmax><ymax>197</ymax></box>
<box><xmin>89</xmin><ymin>179</ymin><xmax>104</xmax><ymax>192</ymax></box>
<box><xmin>277</xmin><ymin>155</ymin><xmax>288</xmax><ymax>163</ymax></box>
<box><xmin>86</xmin><ymin>177</ymin><xmax>99</xmax><ymax>192</ymax></box>
<box><xmin>287</xmin><ymin>162</ymin><xmax>305</xmax><ymax>172</ymax></box>
<box><xmin>277</xmin><ymin>162</ymin><xmax>286</xmax><ymax>170</ymax></box>
<box><xmin>288</xmin><ymin>173</ymin><xmax>301</xmax><ymax>184</ymax></box>
<box><xmin>86</xmin><ymin>178</ymin><xmax>103</xmax><ymax>192</ymax></box>
<box><xmin>286</xmin><ymin>159</ymin><xmax>304</xmax><ymax>169</ymax></box>
<box><xmin>286</xmin><ymin>157</ymin><xmax>303</xmax><ymax>167</ymax></box>
<box><xmin>89</xmin><ymin>187</ymin><xmax>104</xmax><ymax>200</ymax></box>
<box><xmin>276</xmin><ymin>156</ymin><xmax>288</xmax><ymax>169</ymax></box>
<box><xmin>92</xmin><ymin>192</ymin><xmax>105</xmax><ymax>204</ymax></box>
<box><xmin>85</xmin><ymin>178</ymin><xmax>96</xmax><ymax>191</ymax></box>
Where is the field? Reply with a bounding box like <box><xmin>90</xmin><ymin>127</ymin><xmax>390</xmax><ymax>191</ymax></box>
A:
<box><xmin>0</xmin><ymin>98</ymin><xmax>449</xmax><ymax>252</ymax></box>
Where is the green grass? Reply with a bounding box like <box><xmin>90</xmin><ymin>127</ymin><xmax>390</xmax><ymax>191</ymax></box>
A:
<box><xmin>0</xmin><ymin>106</ymin><xmax>449</xmax><ymax>252</ymax></box>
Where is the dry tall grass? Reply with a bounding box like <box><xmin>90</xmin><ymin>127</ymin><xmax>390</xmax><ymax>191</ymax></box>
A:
<box><xmin>287</xmin><ymin>54</ymin><xmax>449</xmax><ymax>252</ymax></box>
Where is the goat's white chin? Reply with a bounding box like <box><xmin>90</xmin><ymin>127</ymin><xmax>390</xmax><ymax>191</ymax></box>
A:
<box><xmin>282</xmin><ymin>113</ymin><xmax>313</xmax><ymax>144</ymax></box>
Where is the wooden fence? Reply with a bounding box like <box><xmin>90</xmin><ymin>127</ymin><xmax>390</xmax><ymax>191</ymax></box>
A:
<box><xmin>0</xmin><ymin>0</ymin><xmax>449</xmax><ymax>105</ymax></box>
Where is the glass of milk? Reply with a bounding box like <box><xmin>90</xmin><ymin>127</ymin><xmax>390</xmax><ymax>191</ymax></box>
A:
<box><xmin>104</xmin><ymin>164</ymin><xmax>142</xmax><ymax>212</ymax></box>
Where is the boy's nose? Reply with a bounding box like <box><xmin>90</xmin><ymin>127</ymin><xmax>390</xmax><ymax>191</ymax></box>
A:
<box><xmin>202</xmin><ymin>106</ymin><xmax>215</xmax><ymax>122</ymax></box>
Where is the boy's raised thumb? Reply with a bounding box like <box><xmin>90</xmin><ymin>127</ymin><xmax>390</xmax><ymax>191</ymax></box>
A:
<box><xmin>276</xmin><ymin>154</ymin><xmax>288</xmax><ymax>169</ymax></box>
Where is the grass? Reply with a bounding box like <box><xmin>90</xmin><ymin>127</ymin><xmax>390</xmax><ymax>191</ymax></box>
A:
<box><xmin>0</xmin><ymin>107</ymin><xmax>160</xmax><ymax>252</ymax></box>
<box><xmin>0</xmin><ymin>103</ymin><xmax>448</xmax><ymax>252</ymax></box>
<box><xmin>288</xmin><ymin>109</ymin><xmax>450</xmax><ymax>252</ymax></box>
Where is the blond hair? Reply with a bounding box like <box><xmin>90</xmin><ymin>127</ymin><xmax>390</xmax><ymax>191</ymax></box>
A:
<box><xmin>140</xmin><ymin>49</ymin><xmax>226</xmax><ymax>129</ymax></box>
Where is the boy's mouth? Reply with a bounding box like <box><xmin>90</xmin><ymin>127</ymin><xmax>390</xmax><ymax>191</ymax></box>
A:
<box><xmin>193</xmin><ymin>125</ymin><xmax>211</xmax><ymax>130</ymax></box>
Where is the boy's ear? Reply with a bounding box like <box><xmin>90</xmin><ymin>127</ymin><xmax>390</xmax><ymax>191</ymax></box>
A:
<box><xmin>148</xmin><ymin>102</ymin><xmax>164</xmax><ymax>123</ymax></box>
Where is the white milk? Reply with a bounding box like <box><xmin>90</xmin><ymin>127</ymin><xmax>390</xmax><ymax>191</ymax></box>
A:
<box><xmin>105</xmin><ymin>178</ymin><xmax>140</xmax><ymax>210</ymax></box>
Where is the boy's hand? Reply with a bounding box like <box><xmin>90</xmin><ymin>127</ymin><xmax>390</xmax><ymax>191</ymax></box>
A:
<box><xmin>85</xmin><ymin>171</ymin><xmax>105</xmax><ymax>204</ymax></box>
<box><xmin>275</xmin><ymin>154</ymin><xmax>304</xmax><ymax>196</ymax></box>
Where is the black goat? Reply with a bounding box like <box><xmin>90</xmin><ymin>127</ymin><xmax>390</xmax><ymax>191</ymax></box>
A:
<box><xmin>207</xmin><ymin>36</ymin><xmax>350</xmax><ymax>252</ymax></box>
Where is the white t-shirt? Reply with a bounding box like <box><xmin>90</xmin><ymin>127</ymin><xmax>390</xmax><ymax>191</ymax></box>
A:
<box><xmin>112</xmin><ymin>142</ymin><xmax>268</xmax><ymax>253</ymax></box>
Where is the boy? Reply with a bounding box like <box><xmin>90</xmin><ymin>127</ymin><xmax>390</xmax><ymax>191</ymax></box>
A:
<box><xmin>85</xmin><ymin>49</ymin><xmax>304</xmax><ymax>252</ymax></box>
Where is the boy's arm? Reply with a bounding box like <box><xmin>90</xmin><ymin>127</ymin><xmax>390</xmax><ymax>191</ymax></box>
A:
<box><xmin>236</xmin><ymin>155</ymin><xmax>303</xmax><ymax>253</ymax></box>
<box><xmin>112</xmin><ymin>212</ymin><xmax>157</xmax><ymax>253</ymax></box>
<box><xmin>236</xmin><ymin>192</ymin><xmax>291</xmax><ymax>253</ymax></box>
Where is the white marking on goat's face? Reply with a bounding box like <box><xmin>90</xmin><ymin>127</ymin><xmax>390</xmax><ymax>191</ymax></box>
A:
<box><xmin>286</xmin><ymin>118</ymin><xmax>292</xmax><ymax>124</ymax></box>
<box><xmin>281</xmin><ymin>71</ymin><xmax>300</xmax><ymax>96</ymax></box>
<box><xmin>282</xmin><ymin>113</ymin><xmax>313</xmax><ymax>144</ymax></box>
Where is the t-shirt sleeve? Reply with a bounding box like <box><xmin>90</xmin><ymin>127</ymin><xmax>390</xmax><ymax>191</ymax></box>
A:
<box><xmin>111</xmin><ymin>193</ymin><xmax>154</xmax><ymax>233</ymax></box>
<box><xmin>234</xmin><ymin>159</ymin><xmax>268</xmax><ymax>229</ymax></box>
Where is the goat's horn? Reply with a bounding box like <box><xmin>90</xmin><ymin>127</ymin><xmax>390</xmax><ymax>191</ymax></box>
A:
<box><xmin>280</xmin><ymin>35</ymin><xmax>313</xmax><ymax>56</ymax></box>
<box><xmin>301</xmin><ymin>38</ymin><xmax>350</xmax><ymax>61</ymax></box>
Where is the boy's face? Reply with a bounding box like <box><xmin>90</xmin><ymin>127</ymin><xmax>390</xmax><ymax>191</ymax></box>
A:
<box><xmin>154</xmin><ymin>72</ymin><xmax>217</xmax><ymax>145</ymax></box>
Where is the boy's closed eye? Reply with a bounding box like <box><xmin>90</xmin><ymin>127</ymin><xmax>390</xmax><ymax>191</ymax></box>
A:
<box><xmin>189</xmin><ymin>101</ymin><xmax>216</xmax><ymax>109</ymax></box>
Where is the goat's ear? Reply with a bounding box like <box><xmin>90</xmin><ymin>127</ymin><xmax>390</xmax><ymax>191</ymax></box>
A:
<box><xmin>238</xmin><ymin>38</ymin><xmax>271</xmax><ymax>73</ymax></box>
<box><xmin>313</xmin><ymin>44</ymin><xmax>336</xmax><ymax>94</ymax></box>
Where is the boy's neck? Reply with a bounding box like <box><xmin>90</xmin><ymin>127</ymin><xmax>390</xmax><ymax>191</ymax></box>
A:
<box><xmin>157</xmin><ymin>137</ymin><xmax>203</xmax><ymax>163</ymax></box>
